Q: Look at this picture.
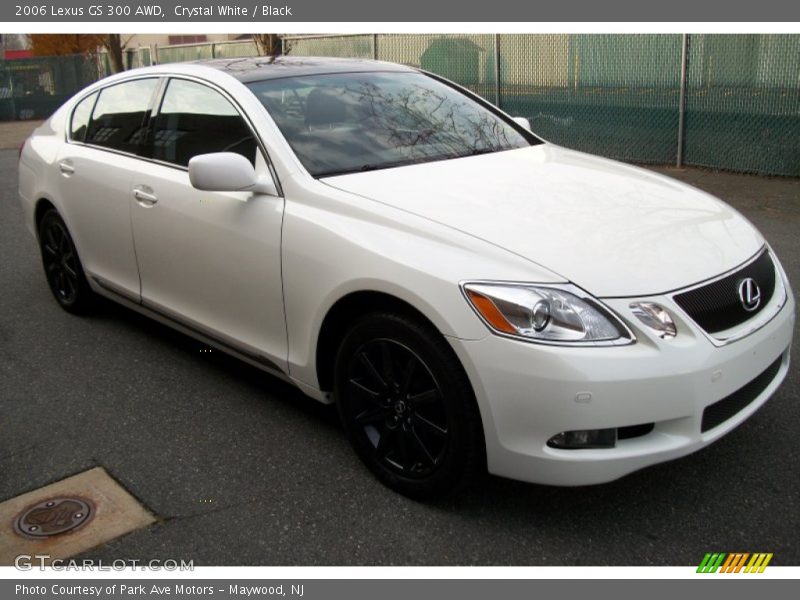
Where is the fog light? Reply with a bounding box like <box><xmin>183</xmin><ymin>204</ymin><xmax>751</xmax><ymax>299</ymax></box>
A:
<box><xmin>629</xmin><ymin>302</ymin><xmax>677</xmax><ymax>339</ymax></box>
<box><xmin>547</xmin><ymin>428</ymin><xmax>617</xmax><ymax>449</ymax></box>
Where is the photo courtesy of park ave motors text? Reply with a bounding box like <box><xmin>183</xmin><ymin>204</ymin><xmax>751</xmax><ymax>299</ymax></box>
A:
<box><xmin>1</xmin><ymin>31</ymin><xmax>798</xmax><ymax>566</ymax></box>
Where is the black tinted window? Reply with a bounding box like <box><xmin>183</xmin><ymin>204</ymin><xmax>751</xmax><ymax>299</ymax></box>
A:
<box><xmin>148</xmin><ymin>79</ymin><xmax>257</xmax><ymax>167</ymax></box>
<box><xmin>70</xmin><ymin>92</ymin><xmax>97</xmax><ymax>142</ymax></box>
<box><xmin>247</xmin><ymin>72</ymin><xmax>534</xmax><ymax>177</ymax></box>
<box><xmin>86</xmin><ymin>78</ymin><xmax>158</xmax><ymax>153</ymax></box>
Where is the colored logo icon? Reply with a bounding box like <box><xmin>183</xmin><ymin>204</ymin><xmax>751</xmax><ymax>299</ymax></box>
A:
<box><xmin>697</xmin><ymin>552</ymin><xmax>773</xmax><ymax>573</ymax></box>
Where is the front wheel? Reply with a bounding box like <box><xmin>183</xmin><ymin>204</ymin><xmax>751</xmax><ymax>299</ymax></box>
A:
<box><xmin>334</xmin><ymin>312</ymin><xmax>485</xmax><ymax>499</ymax></box>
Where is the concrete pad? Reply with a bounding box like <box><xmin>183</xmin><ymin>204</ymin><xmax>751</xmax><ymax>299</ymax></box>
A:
<box><xmin>0</xmin><ymin>467</ymin><xmax>155</xmax><ymax>565</ymax></box>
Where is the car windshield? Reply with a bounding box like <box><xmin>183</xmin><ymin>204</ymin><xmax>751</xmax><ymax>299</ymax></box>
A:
<box><xmin>246</xmin><ymin>71</ymin><xmax>536</xmax><ymax>178</ymax></box>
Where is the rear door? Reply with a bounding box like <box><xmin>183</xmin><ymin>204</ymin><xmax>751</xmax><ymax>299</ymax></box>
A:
<box><xmin>130</xmin><ymin>77</ymin><xmax>287</xmax><ymax>371</ymax></box>
<box><xmin>55</xmin><ymin>77</ymin><xmax>161</xmax><ymax>300</ymax></box>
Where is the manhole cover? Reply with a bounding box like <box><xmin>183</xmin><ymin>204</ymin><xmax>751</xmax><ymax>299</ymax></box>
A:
<box><xmin>14</xmin><ymin>497</ymin><xmax>94</xmax><ymax>539</ymax></box>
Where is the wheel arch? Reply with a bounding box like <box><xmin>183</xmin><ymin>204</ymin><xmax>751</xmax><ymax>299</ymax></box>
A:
<box><xmin>315</xmin><ymin>290</ymin><xmax>448</xmax><ymax>394</ymax></box>
<box><xmin>324</xmin><ymin>289</ymin><xmax>489</xmax><ymax>496</ymax></box>
<box><xmin>34</xmin><ymin>197</ymin><xmax>58</xmax><ymax>238</ymax></box>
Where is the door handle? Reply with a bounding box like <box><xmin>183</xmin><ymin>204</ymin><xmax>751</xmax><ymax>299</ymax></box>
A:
<box><xmin>133</xmin><ymin>187</ymin><xmax>158</xmax><ymax>206</ymax></box>
<box><xmin>58</xmin><ymin>160</ymin><xmax>75</xmax><ymax>175</ymax></box>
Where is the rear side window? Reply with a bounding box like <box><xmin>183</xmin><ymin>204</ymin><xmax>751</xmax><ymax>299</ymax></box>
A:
<box><xmin>148</xmin><ymin>78</ymin><xmax>257</xmax><ymax>167</ymax></box>
<box><xmin>86</xmin><ymin>78</ymin><xmax>159</xmax><ymax>154</ymax></box>
<box><xmin>69</xmin><ymin>92</ymin><xmax>97</xmax><ymax>142</ymax></box>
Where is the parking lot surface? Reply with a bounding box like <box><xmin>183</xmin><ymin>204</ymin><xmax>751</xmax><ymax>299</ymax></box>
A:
<box><xmin>1</xmin><ymin>141</ymin><xmax>798</xmax><ymax>565</ymax></box>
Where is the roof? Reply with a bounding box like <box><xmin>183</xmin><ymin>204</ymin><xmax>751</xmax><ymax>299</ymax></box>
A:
<box><xmin>195</xmin><ymin>56</ymin><xmax>417</xmax><ymax>83</ymax></box>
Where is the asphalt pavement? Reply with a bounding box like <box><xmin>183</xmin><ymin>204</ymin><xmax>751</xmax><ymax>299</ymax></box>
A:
<box><xmin>1</xmin><ymin>147</ymin><xmax>798</xmax><ymax>565</ymax></box>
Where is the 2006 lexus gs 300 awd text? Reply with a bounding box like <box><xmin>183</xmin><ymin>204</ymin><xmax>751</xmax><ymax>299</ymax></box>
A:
<box><xmin>18</xmin><ymin>57</ymin><xmax>795</xmax><ymax>498</ymax></box>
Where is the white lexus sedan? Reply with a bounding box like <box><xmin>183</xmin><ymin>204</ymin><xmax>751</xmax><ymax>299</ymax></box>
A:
<box><xmin>18</xmin><ymin>57</ymin><xmax>794</xmax><ymax>498</ymax></box>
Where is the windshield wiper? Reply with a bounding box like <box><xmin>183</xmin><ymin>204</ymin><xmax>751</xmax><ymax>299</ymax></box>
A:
<box><xmin>315</xmin><ymin>163</ymin><xmax>387</xmax><ymax>178</ymax></box>
<box><xmin>315</xmin><ymin>150</ymin><xmax>498</xmax><ymax>179</ymax></box>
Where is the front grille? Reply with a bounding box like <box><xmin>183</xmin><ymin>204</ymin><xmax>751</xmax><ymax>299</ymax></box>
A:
<box><xmin>701</xmin><ymin>355</ymin><xmax>783</xmax><ymax>432</ymax></box>
<box><xmin>673</xmin><ymin>250</ymin><xmax>776</xmax><ymax>334</ymax></box>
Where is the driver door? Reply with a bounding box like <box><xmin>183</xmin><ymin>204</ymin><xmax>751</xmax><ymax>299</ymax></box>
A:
<box><xmin>130</xmin><ymin>77</ymin><xmax>287</xmax><ymax>371</ymax></box>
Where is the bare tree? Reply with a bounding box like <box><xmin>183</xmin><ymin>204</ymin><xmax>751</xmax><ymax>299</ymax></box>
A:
<box><xmin>252</xmin><ymin>34</ymin><xmax>283</xmax><ymax>58</ymax></box>
<box><xmin>100</xmin><ymin>34</ymin><xmax>126</xmax><ymax>73</ymax></box>
<box><xmin>29</xmin><ymin>34</ymin><xmax>99</xmax><ymax>56</ymax></box>
<box><xmin>83</xmin><ymin>34</ymin><xmax>132</xmax><ymax>73</ymax></box>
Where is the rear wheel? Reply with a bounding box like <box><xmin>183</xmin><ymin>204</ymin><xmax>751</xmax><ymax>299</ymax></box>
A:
<box><xmin>38</xmin><ymin>209</ymin><xmax>96</xmax><ymax>314</ymax></box>
<box><xmin>334</xmin><ymin>312</ymin><xmax>484</xmax><ymax>499</ymax></box>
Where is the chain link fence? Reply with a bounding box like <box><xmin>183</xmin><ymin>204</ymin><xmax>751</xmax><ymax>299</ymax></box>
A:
<box><xmin>285</xmin><ymin>33</ymin><xmax>800</xmax><ymax>177</ymax></box>
<box><xmin>280</xmin><ymin>34</ymin><xmax>375</xmax><ymax>59</ymax></box>
<box><xmin>497</xmin><ymin>34</ymin><xmax>682</xmax><ymax>164</ymax></box>
<box><xmin>2</xmin><ymin>35</ymin><xmax>798</xmax><ymax>176</ymax></box>
<box><xmin>111</xmin><ymin>39</ymin><xmax>258</xmax><ymax>67</ymax></box>
<box><xmin>0</xmin><ymin>53</ymin><xmax>99</xmax><ymax>120</ymax></box>
<box><xmin>684</xmin><ymin>35</ymin><xmax>800</xmax><ymax>176</ymax></box>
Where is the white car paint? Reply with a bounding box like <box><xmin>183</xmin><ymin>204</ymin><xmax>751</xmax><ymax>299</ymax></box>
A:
<box><xmin>325</xmin><ymin>144</ymin><xmax>765</xmax><ymax>297</ymax></box>
<box><xmin>18</xmin><ymin>60</ymin><xmax>795</xmax><ymax>487</ymax></box>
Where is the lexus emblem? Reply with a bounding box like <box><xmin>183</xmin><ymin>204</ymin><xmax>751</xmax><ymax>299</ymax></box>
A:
<box><xmin>738</xmin><ymin>278</ymin><xmax>762</xmax><ymax>312</ymax></box>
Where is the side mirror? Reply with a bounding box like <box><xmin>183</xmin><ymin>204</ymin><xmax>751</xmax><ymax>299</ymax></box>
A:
<box><xmin>188</xmin><ymin>152</ymin><xmax>278</xmax><ymax>196</ymax></box>
<box><xmin>512</xmin><ymin>116</ymin><xmax>531</xmax><ymax>132</ymax></box>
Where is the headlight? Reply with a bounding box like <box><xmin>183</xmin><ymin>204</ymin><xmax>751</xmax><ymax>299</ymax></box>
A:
<box><xmin>462</xmin><ymin>282</ymin><xmax>633</xmax><ymax>345</ymax></box>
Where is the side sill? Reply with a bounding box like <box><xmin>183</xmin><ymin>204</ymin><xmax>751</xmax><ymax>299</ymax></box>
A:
<box><xmin>91</xmin><ymin>275</ymin><xmax>295</xmax><ymax>387</ymax></box>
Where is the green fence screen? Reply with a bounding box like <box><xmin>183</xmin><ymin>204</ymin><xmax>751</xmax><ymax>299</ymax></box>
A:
<box><xmin>286</xmin><ymin>33</ymin><xmax>800</xmax><ymax>177</ymax></box>
<box><xmin>3</xmin><ymin>35</ymin><xmax>799</xmax><ymax>176</ymax></box>
<box><xmin>0</xmin><ymin>53</ymin><xmax>99</xmax><ymax>120</ymax></box>
<box><xmin>684</xmin><ymin>35</ymin><xmax>800</xmax><ymax>176</ymax></box>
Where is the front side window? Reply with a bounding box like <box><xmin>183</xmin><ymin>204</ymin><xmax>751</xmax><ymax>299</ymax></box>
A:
<box><xmin>247</xmin><ymin>71</ymin><xmax>536</xmax><ymax>177</ymax></box>
<box><xmin>86</xmin><ymin>78</ymin><xmax>158</xmax><ymax>153</ymax></box>
<box><xmin>147</xmin><ymin>78</ymin><xmax>257</xmax><ymax>167</ymax></box>
<box><xmin>69</xmin><ymin>92</ymin><xmax>97</xmax><ymax>142</ymax></box>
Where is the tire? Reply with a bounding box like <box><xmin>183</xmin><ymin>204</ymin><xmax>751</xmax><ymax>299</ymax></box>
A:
<box><xmin>334</xmin><ymin>311</ymin><xmax>485</xmax><ymax>499</ymax></box>
<box><xmin>38</xmin><ymin>209</ymin><xmax>96</xmax><ymax>314</ymax></box>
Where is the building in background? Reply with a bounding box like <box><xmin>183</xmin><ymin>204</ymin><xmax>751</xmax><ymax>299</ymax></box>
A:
<box><xmin>1</xmin><ymin>34</ymin><xmax>32</xmax><ymax>59</ymax></box>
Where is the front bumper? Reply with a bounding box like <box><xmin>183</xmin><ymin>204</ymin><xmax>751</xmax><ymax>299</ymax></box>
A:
<box><xmin>449</xmin><ymin>284</ymin><xmax>795</xmax><ymax>486</ymax></box>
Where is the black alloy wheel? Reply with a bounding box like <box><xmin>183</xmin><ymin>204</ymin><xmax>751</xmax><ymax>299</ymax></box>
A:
<box><xmin>335</xmin><ymin>312</ymin><xmax>484</xmax><ymax>499</ymax></box>
<box><xmin>38</xmin><ymin>209</ymin><xmax>95</xmax><ymax>313</ymax></box>
<box><xmin>347</xmin><ymin>338</ymin><xmax>449</xmax><ymax>477</ymax></box>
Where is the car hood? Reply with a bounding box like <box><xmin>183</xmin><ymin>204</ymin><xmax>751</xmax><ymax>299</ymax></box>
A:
<box><xmin>323</xmin><ymin>145</ymin><xmax>764</xmax><ymax>297</ymax></box>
